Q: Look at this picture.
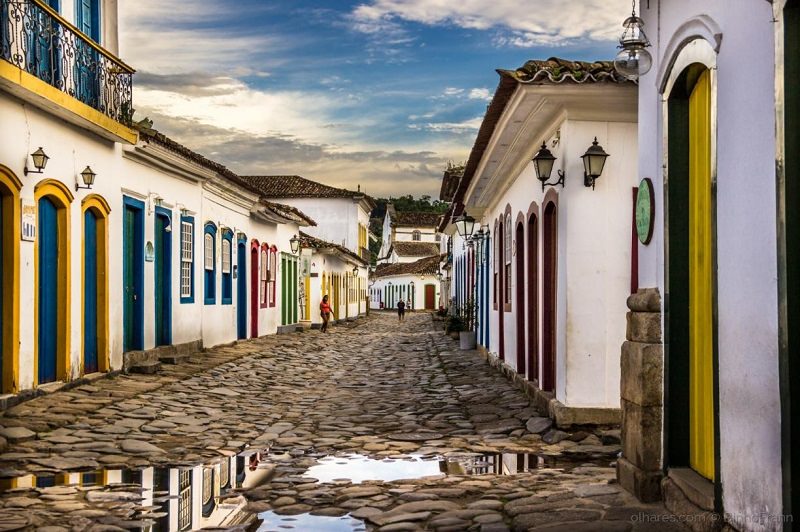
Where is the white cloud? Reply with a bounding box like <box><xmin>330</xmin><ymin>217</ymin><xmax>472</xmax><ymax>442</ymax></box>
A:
<box><xmin>409</xmin><ymin>116</ymin><xmax>482</xmax><ymax>133</ymax></box>
<box><xmin>350</xmin><ymin>0</ymin><xmax>629</xmax><ymax>45</ymax></box>
<box><xmin>468</xmin><ymin>88</ymin><xmax>492</xmax><ymax>101</ymax></box>
<box><xmin>442</xmin><ymin>87</ymin><xmax>464</xmax><ymax>97</ymax></box>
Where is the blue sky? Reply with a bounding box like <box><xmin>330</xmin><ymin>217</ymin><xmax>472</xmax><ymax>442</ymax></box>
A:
<box><xmin>120</xmin><ymin>0</ymin><xmax>627</xmax><ymax>197</ymax></box>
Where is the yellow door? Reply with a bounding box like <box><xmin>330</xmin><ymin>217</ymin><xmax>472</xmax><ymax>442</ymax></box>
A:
<box><xmin>688</xmin><ymin>69</ymin><xmax>715</xmax><ymax>480</ymax></box>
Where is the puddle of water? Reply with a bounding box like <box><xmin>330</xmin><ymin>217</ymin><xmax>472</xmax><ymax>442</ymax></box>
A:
<box><xmin>301</xmin><ymin>452</ymin><xmax>614</xmax><ymax>484</ymax></box>
<box><xmin>256</xmin><ymin>512</ymin><xmax>366</xmax><ymax>532</ymax></box>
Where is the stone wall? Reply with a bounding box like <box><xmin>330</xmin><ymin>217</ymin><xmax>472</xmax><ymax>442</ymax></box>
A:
<box><xmin>617</xmin><ymin>287</ymin><xmax>664</xmax><ymax>502</ymax></box>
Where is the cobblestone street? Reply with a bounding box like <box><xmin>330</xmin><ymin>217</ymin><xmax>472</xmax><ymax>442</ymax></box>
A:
<box><xmin>0</xmin><ymin>313</ymin><xmax>684</xmax><ymax>531</ymax></box>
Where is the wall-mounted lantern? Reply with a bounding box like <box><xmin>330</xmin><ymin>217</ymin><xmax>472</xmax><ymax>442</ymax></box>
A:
<box><xmin>24</xmin><ymin>147</ymin><xmax>49</xmax><ymax>176</ymax></box>
<box><xmin>613</xmin><ymin>0</ymin><xmax>652</xmax><ymax>80</ymax></box>
<box><xmin>454</xmin><ymin>213</ymin><xmax>476</xmax><ymax>238</ymax></box>
<box><xmin>75</xmin><ymin>166</ymin><xmax>96</xmax><ymax>191</ymax></box>
<box><xmin>352</xmin><ymin>265</ymin><xmax>359</xmax><ymax>276</ymax></box>
<box><xmin>290</xmin><ymin>234</ymin><xmax>301</xmax><ymax>254</ymax></box>
<box><xmin>581</xmin><ymin>137</ymin><xmax>610</xmax><ymax>189</ymax></box>
<box><xmin>532</xmin><ymin>143</ymin><xmax>564</xmax><ymax>190</ymax></box>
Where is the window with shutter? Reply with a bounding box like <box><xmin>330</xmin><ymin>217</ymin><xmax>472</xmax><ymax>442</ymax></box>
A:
<box><xmin>180</xmin><ymin>219</ymin><xmax>194</xmax><ymax>301</ymax></box>
<box><xmin>204</xmin><ymin>233</ymin><xmax>213</xmax><ymax>270</ymax></box>
<box><xmin>222</xmin><ymin>239</ymin><xmax>231</xmax><ymax>274</ymax></box>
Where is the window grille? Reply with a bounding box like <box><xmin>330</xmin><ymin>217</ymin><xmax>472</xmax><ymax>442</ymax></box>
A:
<box><xmin>181</xmin><ymin>221</ymin><xmax>193</xmax><ymax>299</ymax></box>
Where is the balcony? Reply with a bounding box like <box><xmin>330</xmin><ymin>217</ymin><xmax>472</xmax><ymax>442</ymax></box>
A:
<box><xmin>0</xmin><ymin>0</ymin><xmax>137</xmax><ymax>143</ymax></box>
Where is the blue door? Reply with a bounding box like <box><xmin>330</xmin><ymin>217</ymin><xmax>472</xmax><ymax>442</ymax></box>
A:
<box><xmin>74</xmin><ymin>0</ymin><xmax>100</xmax><ymax>105</ymax></box>
<box><xmin>38</xmin><ymin>197</ymin><xmax>58</xmax><ymax>383</ymax></box>
<box><xmin>237</xmin><ymin>241</ymin><xmax>247</xmax><ymax>339</ymax></box>
<box><xmin>83</xmin><ymin>210</ymin><xmax>98</xmax><ymax>373</ymax></box>
<box><xmin>123</xmin><ymin>198</ymin><xmax>144</xmax><ymax>352</ymax></box>
<box><xmin>154</xmin><ymin>211</ymin><xmax>172</xmax><ymax>347</ymax></box>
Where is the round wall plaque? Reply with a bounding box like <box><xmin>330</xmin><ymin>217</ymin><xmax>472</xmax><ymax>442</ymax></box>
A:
<box><xmin>635</xmin><ymin>178</ymin><xmax>655</xmax><ymax>245</ymax></box>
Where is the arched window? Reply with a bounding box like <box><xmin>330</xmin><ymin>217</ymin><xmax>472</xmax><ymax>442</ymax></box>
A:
<box><xmin>204</xmin><ymin>223</ymin><xmax>217</xmax><ymax>304</ymax></box>
<box><xmin>260</xmin><ymin>243</ymin><xmax>269</xmax><ymax>308</ymax></box>
<box><xmin>412</xmin><ymin>230</ymin><xmax>421</xmax><ymax>241</ymax></box>
<box><xmin>494</xmin><ymin>221</ymin><xmax>500</xmax><ymax>307</ymax></box>
<box><xmin>269</xmin><ymin>246</ymin><xmax>278</xmax><ymax>307</ymax></box>
<box><xmin>221</xmin><ymin>230</ymin><xmax>233</xmax><ymax>304</ymax></box>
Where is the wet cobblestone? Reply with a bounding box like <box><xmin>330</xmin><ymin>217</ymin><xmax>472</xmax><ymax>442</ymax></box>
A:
<box><xmin>0</xmin><ymin>313</ymin><xmax>684</xmax><ymax>530</ymax></box>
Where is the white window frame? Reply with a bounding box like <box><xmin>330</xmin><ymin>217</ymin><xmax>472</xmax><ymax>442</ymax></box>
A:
<box><xmin>180</xmin><ymin>220</ymin><xmax>193</xmax><ymax>299</ymax></box>
<box><xmin>204</xmin><ymin>233</ymin><xmax>214</xmax><ymax>271</ymax></box>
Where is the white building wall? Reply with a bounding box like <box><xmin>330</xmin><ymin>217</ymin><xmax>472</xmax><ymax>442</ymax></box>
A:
<box><xmin>639</xmin><ymin>1</ymin><xmax>782</xmax><ymax>526</ymax></box>
<box><xmin>371</xmin><ymin>274</ymin><xmax>439</xmax><ymax>311</ymax></box>
<box><xmin>272</xmin><ymin>197</ymin><xmax>361</xmax><ymax>252</ymax></box>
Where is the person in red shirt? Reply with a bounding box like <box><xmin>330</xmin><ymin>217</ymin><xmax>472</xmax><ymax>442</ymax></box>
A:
<box><xmin>320</xmin><ymin>295</ymin><xmax>332</xmax><ymax>332</ymax></box>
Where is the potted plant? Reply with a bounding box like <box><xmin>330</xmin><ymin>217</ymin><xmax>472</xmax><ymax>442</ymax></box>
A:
<box><xmin>445</xmin><ymin>312</ymin><xmax>463</xmax><ymax>339</ymax></box>
<box><xmin>458</xmin><ymin>298</ymin><xmax>477</xmax><ymax>350</ymax></box>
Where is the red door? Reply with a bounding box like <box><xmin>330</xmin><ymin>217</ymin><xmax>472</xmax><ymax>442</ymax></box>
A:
<box><xmin>542</xmin><ymin>202</ymin><xmax>557</xmax><ymax>393</ymax></box>
<box><xmin>515</xmin><ymin>222</ymin><xmax>525</xmax><ymax>374</ymax></box>
<box><xmin>527</xmin><ymin>213</ymin><xmax>539</xmax><ymax>383</ymax></box>
<box><xmin>250</xmin><ymin>242</ymin><xmax>259</xmax><ymax>337</ymax></box>
<box><xmin>424</xmin><ymin>285</ymin><xmax>435</xmax><ymax>310</ymax></box>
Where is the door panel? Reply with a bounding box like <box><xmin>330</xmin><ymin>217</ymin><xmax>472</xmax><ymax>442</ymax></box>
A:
<box><xmin>425</xmin><ymin>285</ymin><xmax>435</xmax><ymax>310</ymax></box>
<box><xmin>83</xmin><ymin>210</ymin><xmax>98</xmax><ymax>373</ymax></box>
<box><xmin>123</xmin><ymin>202</ymin><xmax>143</xmax><ymax>352</ymax></box>
<box><xmin>38</xmin><ymin>197</ymin><xmax>58</xmax><ymax>383</ymax></box>
<box><xmin>154</xmin><ymin>214</ymin><xmax>171</xmax><ymax>347</ymax></box>
<box><xmin>688</xmin><ymin>70</ymin><xmax>715</xmax><ymax>481</ymax></box>
<box><xmin>542</xmin><ymin>203</ymin><xmax>557</xmax><ymax>393</ymax></box>
<box><xmin>250</xmin><ymin>247</ymin><xmax>258</xmax><ymax>337</ymax></box>
<box><xmin>237</xmin><ymin>242</ymin><xmax>246</xmax><ymax>339</ymax></box>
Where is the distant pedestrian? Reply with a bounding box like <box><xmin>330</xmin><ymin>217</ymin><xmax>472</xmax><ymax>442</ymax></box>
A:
<box><xmin>320</xmin><ymin>295</ymin><xmax>332</xmax><ymax>332</ymax></box>
<box><xmin>397</xmin><ymin>299</ymin><xmax>406</xmax><ymax>322</ymax></box>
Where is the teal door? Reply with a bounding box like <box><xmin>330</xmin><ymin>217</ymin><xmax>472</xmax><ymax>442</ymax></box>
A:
<box><xmin>237</xmin><ymin>241</ymin><xmax>247</xmax><ymax>339</ymax></box>
<box><xmin>123</xmin><ymin>198</ymin><xmax>144</xmax><ymax>352</ymax></box>
<box><xmin>38</xmin><ymin>197</ymin><xmax>58</xmax><ymax>383</ymax></box>
<box><xmin>83</xmin><ymin>210</ymin><xmax>98</xmax><ymax>373</ymax></box>
<box><xmin>154</xmin><ymin>211</ymin><xmax>172</xmax><ymax>347</ymax></box>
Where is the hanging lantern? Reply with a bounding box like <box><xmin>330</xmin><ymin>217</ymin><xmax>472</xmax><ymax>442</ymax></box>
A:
<box><xmin>613</xmin><ymin>0</ymin><xmax>652</xmax><ymax>80</ymax></box>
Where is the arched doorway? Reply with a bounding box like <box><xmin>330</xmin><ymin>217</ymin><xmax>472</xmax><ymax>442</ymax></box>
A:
<box><xmin>515</xmin><ymin>220</ymin><xmax>525</xmax><ymax>374</ymax></box>
<box><xmin>666</xmin><ymin>62</ymin><xmax>717</xmax><ymax>483</ymax></box>
<box><xmin>542</xmin><ymin>201</ymin><xmax>557</xmax><ymax>393</ymax></box>
<box><xmin>35</xmin><ymin>180</ymin><xmax>73</xmax><ymax>385</ymax></box>
<box><xmin>497</xmin><ymin>218</ymin><xmax>505</xmax><ymax>361</ymax></box>
<box><xmin>250</xmin><ymin>240</ymin><xmax>260</xmax><ymax>338</ymax></box>
<box><xmin>527</xmin><ymin>211</ymin><xmax>539</xmax><ymax>383</ymax></box>
<box><xmin>81</xmin><ymin>195</ymin><xmax>111</xmax><ymax>375</ymax></box>
<box><xmin>0</xmin><ymin>166</ymin><xmax>21</xmax><ymax>393</ymax></box>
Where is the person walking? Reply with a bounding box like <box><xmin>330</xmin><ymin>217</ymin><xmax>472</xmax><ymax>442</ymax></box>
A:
<box><xmin>397</xmin><ymin>299</ymin><xmax>406</xmax><ymax>322</ymax></box>
<box><xmin>320</xmin><ymin>295</ymin><xmax>332</xmax><ymax>332</ymax></box>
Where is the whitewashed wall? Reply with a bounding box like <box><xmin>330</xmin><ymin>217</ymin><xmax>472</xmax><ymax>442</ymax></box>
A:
<box><xmin>371</xmin><ymin>274</ymin><xmax>439</xmax><ymax>311</ymax></box>
<box><xmin>638</xmin><ymin>1</ymin><xmax>782</xmax><ymax>527</ymax></box>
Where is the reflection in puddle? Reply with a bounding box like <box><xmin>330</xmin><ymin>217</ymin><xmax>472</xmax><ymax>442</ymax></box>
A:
<box><xmin>303</xmin><ymin>452</ymin><xmax>611</xmax><ymax>484</ymax></box>
<box><xmin>0</xmin><ymin>448</ymin><xmax>274</xmax><ymax>531</ymax></box>
<box><xmin>256</xmin><ymin>512</ymin><xmax>366</xmax><ymax>532</ymax></box>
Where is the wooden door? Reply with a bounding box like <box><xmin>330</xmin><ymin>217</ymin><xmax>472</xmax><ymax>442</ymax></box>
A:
<box><xmin>527</xmin><ymin>214</ymin><xmax>539</xmax><ymax>383</ymax></box>
<box><xmin>250</xmin><ymin>245</ymin><xmax>259</xmax><ymax>338</ymax></box>
<box><xmin>237</xmin><ymin>242</ymin><xmax>247</xmax><ymax>339</ymax></box>
<box><xmin>542</xmin><ymin>202</ymin><xmax>557</xmax><ymax>393</ymax></box>
<box><xmin>83</xmin><ymin>210</ymin><xmax>98</xmax><ymax>373</ymax></box>
<box><xmin>154</xmin><ymin>213</ymin><xmax>171</xmax><ymax>347</ymax></box>
<box><xmin>38</xmin><ymin>197</ymin><xmax>58</xmax><ymax>383</ymax></box>
<box><xmin>123</xmin><ymin>201</ymin><xmax>144</xmax><ymax>352</ymax></box>
<box><xmin>424</xmin><ymin>284</ymin><xmax>435</xmax><ymax>310</ymax></box>
<box><xmin>515</xmin><ymin>222</ymin><xmax>525</xmax><ymax>374</ymax></box>
<box><xmin>688</xmin><ymin>70</ymin><xmax>714</xmax><ymax>480</ymax></box>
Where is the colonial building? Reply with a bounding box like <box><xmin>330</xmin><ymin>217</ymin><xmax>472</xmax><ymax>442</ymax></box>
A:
<box><xmin>0</xmin><ymin>0</ymin><xmax>315</xmax><ymax>397</ymax></box>
<box><xmin>616</xmin><ymin>2</ymin><xmax>798</xmax><ymax>530</ymax></box>
<box><xmin>237</xmin><ymin>175</ymin><xmax>372</xmax><ymax>326</ymax></box>
<box><xmin>443</xmin><ymin>58</ymin><xmax>637</xmax><ymax>426</ymax></box>
<box><xmin>377</xmin><ymin>205</ymin><xmax>441</xmax><ymax>263</ymax></box>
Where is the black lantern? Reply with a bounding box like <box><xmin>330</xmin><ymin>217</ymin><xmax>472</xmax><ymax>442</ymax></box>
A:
<box><xmin>289</xmin><ymin>235</ymin><xmax>301</xmax><ymax>254</ymax></box>
<box><xmin>454</xmin><ymin>213</ymin><xmax>475</xmax><ymax>238</ymax></box>
<box><xmin>581</xmin><ymin>137</ymin><xmax>610</xmax><ymax>189</ymax></box>
<box><xmin>75</xmin><ymin>166</ymin><xmax>96</xmax><ymax>191</ymax></box>
<box><xmin>532</xmin><ymin>143</ymin><xmax>564</xmax><ymax>190</ymax></box>
<box><xmin>613</xmin><ymin>0</ymin><xmax>652</xmax><ymax>80</ymax></box>
<box><xmin>24</xmin><ymin>147</ymin><xmax>49</xmax><ymax>176</ymax></box>
<box><xmin>352</xmin><ymin>265</ymin><xmax>359</xmax><ymax>276</ymax></box>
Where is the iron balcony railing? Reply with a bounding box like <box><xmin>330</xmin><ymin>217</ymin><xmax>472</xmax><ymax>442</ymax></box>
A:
<box><xmin>0</xmin><ymin>0</ymin><xmax>134</xmax><ymax>124</ymax></box>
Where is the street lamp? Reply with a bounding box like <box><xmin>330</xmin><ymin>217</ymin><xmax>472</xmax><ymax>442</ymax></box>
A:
<box><xmin>352</xmin><ymin>265</ymin><xmax>359</xmax><ymax>276</ymax></box>
<box><xmin>290</xmin><ymin>234</ymin><xmax>301</xmax><ymax>254</ymax></box>
<box><xmin>24</xmin><ymin>147</ymin><xmax>49</xmax><ymax>176</ymax></box>
<box><xmin>532</xmin><ymin>143</ymin><xmax>563</xmax><ymax>190</ymax></box>
<box><xmin>454</xmin><ymin>213</ymin><xmax>475</xmax><ymax>238</ymax></box>
<box><xmin>613</xmin><ymin>0</ymin><xmax>652</xmax><ymax>80</ymax></box>
<box><xmin>581</xmin><ymin>137</ymin><xmax>610</xmax><ymax>189</ymax></box>
<box><xmin>75</xmin><ymin>166</ymin><xmax>96</xmax><ymax>191</ymax></box>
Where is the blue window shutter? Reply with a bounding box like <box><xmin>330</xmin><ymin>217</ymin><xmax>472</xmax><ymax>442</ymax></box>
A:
<box><xmin>204</xmin><ymin>224</ymin><xmax>217</xmax><ymax>305</ymax></box>
<box><xmin>76</xmin><ymin>0</ymin><xmax>100</xmax><ymax>42</ymax></box>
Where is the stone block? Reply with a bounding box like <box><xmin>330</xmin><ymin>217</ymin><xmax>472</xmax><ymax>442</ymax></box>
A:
<box><xmin>626</xmin><ymin>311</ymin><xmax>662</xmax><ymax>343</ymax></box>
<box><xmin>627</xmin><ymin>288</ymin><xmax>661</xmax><ymax>313</ymax></box>
<box><xmin>620</xmin><ymin>341</ymin><xmax>663</xmax><ymax>406</ymax></box>
<box><xmin>620</xmin><ymin>399</ymin><xmax>662</xmax><ymax>471</ymax></box>
<box><xmin>662</xmin><ymin>475</ymin><xmax>721</xmax><ymax>532</ymax></box>
<box><xmin>552</xmin><ymin>401</ymin><xmax>621</xmax><ymax>428</ymax></box>
<box><xmin>616</xmin><ymin>456</ymin><xmax>662</xmax><ymax>502</ymax></box>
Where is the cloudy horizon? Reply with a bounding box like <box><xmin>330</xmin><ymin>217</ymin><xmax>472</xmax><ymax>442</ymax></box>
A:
<box><xmin>120</xmin><ymin>0</ymin><xmax>626</xmax><ymax>197</ymax></box>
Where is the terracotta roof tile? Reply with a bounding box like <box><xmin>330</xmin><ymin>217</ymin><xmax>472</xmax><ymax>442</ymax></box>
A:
<box><xmin>392</xmin><ymin>241</ymin><xmax>441</xmax><ymax>257</ymax></box>
<box><xmin>299</xmin><ymin>231</ymin><xmax>366</xmax><ymax>265</ymax></box>
<box><xmin>373</xmin><ymin>254</ymin><xmax>442</xmax><ymax>278</ymax></box>
<box><xmin>240</xmin><ymin>175</ymin><xmax>376</xmax><ymax>208</ymax></box>
<box><xmin>393</xmin><ymin>211</ymin><xmax>442</xmax><ymax>228</ymax></box>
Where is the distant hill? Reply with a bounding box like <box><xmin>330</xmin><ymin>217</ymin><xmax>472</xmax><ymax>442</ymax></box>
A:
<box><xmin>371</xmin><ymin>194</ymin><xmax>449</xmax><ymax>220</ymax></box>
